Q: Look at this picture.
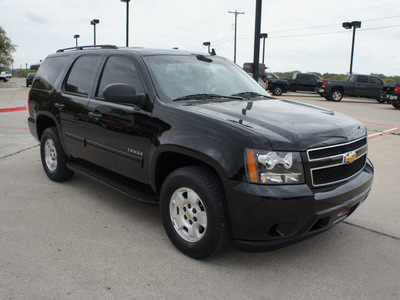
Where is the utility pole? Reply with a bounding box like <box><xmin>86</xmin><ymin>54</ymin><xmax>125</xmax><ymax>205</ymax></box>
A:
<box><xmin>253</xmin><ymin>0</ymin><xmax>262</xmax><ymax>81</ymax></box>
<box><xmin>228</xmin><ymin>9</ymin><xmax>244</xmax><ymax>64</ymax></box>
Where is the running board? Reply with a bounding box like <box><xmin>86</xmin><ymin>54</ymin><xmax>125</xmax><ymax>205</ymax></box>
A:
<box><xmin>67</xmin><ymin>161</ymin><xmax>159</xmax><ymax>204</ymax></box>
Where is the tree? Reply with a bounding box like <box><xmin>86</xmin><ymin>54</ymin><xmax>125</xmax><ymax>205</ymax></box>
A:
<box><xmin>0</xmin><ymin>26</ymin><xmax>17</xmax><ymax>68</ymax></box>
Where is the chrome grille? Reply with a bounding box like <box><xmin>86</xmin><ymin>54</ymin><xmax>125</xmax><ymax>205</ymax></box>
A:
<box><xmin>307</xmin><ymin>137</ymin><xmax>368</xmax><ymax>187</ymax></box>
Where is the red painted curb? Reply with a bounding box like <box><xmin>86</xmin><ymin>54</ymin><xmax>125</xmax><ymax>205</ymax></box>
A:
<box><xmin>0</xmin><ymin>106</ymin><xmax>28</xmax><ymax>113</ymax></box>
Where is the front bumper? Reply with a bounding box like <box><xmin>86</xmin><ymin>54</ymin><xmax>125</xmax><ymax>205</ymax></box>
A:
<box><xmin>222</xmin><ymin>159</ymin><xmax>374</xmax><ymax>252</ymax></box>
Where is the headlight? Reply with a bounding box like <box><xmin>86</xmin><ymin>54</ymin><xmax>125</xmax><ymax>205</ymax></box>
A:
<box><xmin>245</xmin><ymin>149</ymin><xmax>305</xmax><ymax>184</ymax></box>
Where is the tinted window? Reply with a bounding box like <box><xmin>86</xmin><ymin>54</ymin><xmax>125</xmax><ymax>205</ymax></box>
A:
<box><xmin>32</xmin><ymin>56</ymin><xmax>69</xmax><ymax>90</ymax></box>
<box><xmin>265</xmin><ymin>73</ymin><xmax>278</xmax><ymax>79</ymax></box>
<box><xmin>357</xmin><ymin>75</ymin><xmax>368</xmax><ymax>83</ymax></box>
<box><xmin>65</xmin><ymin>55</ymin><xmax>100</xmax><ymax>97</ymax></box>
<box><xmin>369</xmin><ymin>76</ymin><xmax>382</xmax><ymax>85</ymax></box>
<box><xmin>298</xmin><ymin>74</ymin><xmax>311</xmax><ymax>81</ymax></box>
<box><xmin>348</xmin><ymin>75</ymin><xmax>356</xmax><ymax>82</ymax></box>
<box><xmin>97</xmin><ymin>56</ymin><xmax>144</xmax><ymax>98</ymax></box>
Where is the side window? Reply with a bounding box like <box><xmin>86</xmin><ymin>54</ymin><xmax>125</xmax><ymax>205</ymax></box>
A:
<box><xmin>65</xmin><ymin>55</ymin><xmax>100</xmax><ymax>97</ymax></box>
<box><xmin>32</xmin><ymin>56</ymin><xmax>69</xmax><ymax>90</ymax></box>
<box><xmin>357</xmin><ymin>75</ymin><xmax>368</xmax><ymax>83</ymax></box>
<box><xmin>97</xmin><ymin>56</ymin><xmax>144</xmax><ymax>98</ymax></box>
<box><xmin>369</xmin><ymin>76</ymin><xmax>382</xmax><ymax>85</ymax></box>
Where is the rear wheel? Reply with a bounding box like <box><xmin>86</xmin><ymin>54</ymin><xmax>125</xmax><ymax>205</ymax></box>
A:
<box><xmin>330</xmin><ymin>89</ymin><xmax>343</xmax><ymax>102</ymax></box>
<box><xmin>40</xmin><ymin>127</ymin><xmax>74</xmax><ymax>182</ymax></box>
<box><xmin>160</xmin><ymin>166</ymin><xmax>230</xmax><ymax>259</ymax></box>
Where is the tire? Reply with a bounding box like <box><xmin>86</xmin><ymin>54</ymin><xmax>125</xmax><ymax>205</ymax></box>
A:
<box><xmin>272</xmin><ymin>86</ymin><xmax>283</xmax><ymax>96</ymax></box>
<box><xmin>40</xmin><ymin>127</ymin><xmax>74</xmax><ymax>182</ymax></box>
<box><xmin>325</xmin><ymin>96</ymin><xmax>331</xmax><ymax>101</ymax></box>
<box><xmin>393</xmin><ymin>103</ymin><xmax>400</xmax><ymax>109</ymax></box>
<box><xmin>160</xmin><ymin>166</ymin><xmax>230</xmax><ymax>259</ymax></box>
<box><xmin>330</xmin><ymin>89</ymin><xmax>343</xmax><ymax>102</ymax></box>
<box><xmin>377</xmin><ymin>98</ymin><xmax>385</xmax><ymax>103</ymax></box>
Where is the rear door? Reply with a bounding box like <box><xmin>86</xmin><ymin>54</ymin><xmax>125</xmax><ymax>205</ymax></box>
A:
<box><xmin>54</xmin><ymin>54</ymin><xmax>103</xmax><ymax>159</ymax></box>
<box><xmin>86</xmin><ymin>55</ymin><xmax>152</xmax><ymax>183</ymax></box>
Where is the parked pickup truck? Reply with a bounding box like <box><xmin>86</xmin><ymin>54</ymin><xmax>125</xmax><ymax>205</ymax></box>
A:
<box><xmin>264</xmin><ymin>73</ymin><xmax>322</xmax><ymax>96</ymax></box>
<box><xmin>285</xmin><ymin>73</ymin><xmax>322</xmax><ymax>93</ymax></box>
<box><xmin>381</xmin><ymin>85</ymin><xmax>400</xmax><ymax>109</ymax></box>
<box><xmin>319</xmin><ymin>74</ymin><xmax>386</xmax><ymax>102</ymax></box>
<box><xmin>28</xmin><ymin>46</ymin><xmax>374</xmax><ymax>258</ymax></box>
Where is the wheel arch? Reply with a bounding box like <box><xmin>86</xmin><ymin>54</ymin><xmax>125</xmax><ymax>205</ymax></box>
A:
<box><xmin>35</xmin><ymin>113</ymin><xmax>58</xmax><ymax>141</ymax></box>
<box><xmin>150</xmin><ymin>146</ymin><xmax>228</xmax><ymax>195</ymax></box>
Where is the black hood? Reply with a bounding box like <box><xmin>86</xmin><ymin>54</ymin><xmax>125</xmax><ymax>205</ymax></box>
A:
<box><xmin>180</xmin><ymin>98</ymin><xmax>366</xmax><ymax>151</ymax></box>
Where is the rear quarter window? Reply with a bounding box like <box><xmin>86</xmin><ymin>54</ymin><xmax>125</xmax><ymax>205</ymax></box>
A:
<box><xmin>32</xmin><ymin>56</ymin><xmax>69</xmax><ymax>90</ymax></box>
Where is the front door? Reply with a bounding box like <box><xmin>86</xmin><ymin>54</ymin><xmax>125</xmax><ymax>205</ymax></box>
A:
<box><xmin>86</xmin><ymin>55</ymin><xmax>151</xmax><ymax>183</ymax></box>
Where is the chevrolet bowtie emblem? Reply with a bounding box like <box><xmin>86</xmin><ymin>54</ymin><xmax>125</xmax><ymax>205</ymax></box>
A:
<box><xmin>344</xmin><ymin>151</ymin><xmax>357</xmax><ymax>164</ymax></box>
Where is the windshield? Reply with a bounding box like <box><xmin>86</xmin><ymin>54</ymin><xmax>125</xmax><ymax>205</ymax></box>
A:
<box><xmin>143</xmin><ymin>55</ymin><xmax>270</xmax><ymax>102</ymax></box>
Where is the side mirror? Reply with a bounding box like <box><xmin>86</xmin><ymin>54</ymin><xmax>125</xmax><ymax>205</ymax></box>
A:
<box><xmin>103</xmin><ymin>83</ymin><xmax>147</xmax><ymax>110</ymax></box>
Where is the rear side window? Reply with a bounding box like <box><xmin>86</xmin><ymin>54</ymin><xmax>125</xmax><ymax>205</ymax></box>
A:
<box><xmin>96</xmin><ymin>56</ymin><xmax>144</xmax><ymax>98</ymax></box>
<box><xmin>65</xmin><ymin>55</ymin><xmax>100</xmax><ymax>97</ymax></box>
<box><xmin>357</xmin><ymin>75</ymin><xmax>368</xmax><ymax>83</ymax></box>
<box><xmin>32</xmin><ymin>56</ymin><xmax>69</xmax><ymax>90</ymax></box>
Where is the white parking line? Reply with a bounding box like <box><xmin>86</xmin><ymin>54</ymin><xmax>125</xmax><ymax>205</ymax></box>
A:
<box><xmin>368</xmin><ymin>127</ymin><xmax>400</xmax><ymax>140</ymax></box>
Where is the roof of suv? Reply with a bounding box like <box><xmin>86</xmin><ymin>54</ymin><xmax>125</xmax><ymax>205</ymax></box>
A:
<box><xmin>55</xmin><ymin>45</ymin><xmax>211</xmax><ymax>58</ymax></box>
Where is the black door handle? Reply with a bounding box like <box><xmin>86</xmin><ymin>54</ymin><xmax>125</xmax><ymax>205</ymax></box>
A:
<box><xmin>88</xmin><ymin>112</ymin><xmax>103</xmax><ymax>121</ymax></box>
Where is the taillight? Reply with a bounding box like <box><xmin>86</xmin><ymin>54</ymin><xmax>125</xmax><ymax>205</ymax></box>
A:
<box><xmin>322</xmin><ymin>81</ymin><xmax>326</xmax><ymax>88</ymax></box>
<box><xmin>395</xmin><ymin>86</ymin><xmax>400</xmax><ymax>94</ymax></box>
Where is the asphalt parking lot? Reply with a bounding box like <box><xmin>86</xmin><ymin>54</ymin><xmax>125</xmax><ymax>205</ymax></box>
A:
<box><xmin>1</xmin><ymin>78</ymin><xmax>399</xmax><ymax>299</ymax></box>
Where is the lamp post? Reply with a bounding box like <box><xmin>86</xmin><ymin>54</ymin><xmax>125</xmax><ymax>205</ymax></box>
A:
<box><xmin>90</xmin><ymin>19</ymin><xmax>100</xmax><ymax>46</ymax></box>
<box><xmin>203</xmin><ymin>41</ymin><xmax>211</xmax><ymax>54</ymax></box>
<box><xmin>342</xmin><ymin>21</ymin><xmax>361</xmax><ymax>74</ymax></box>
<box><xmin>260</xmin><ymin>33</ymin><xmax>268</xmax><ymax>65</ymax></box>
<box><xmin>74</xmin><ymin>34</ymin><xmax>80</xmax><ymax>49</ymax></box>
<box><xmin>121</xmin><ymin>0</ymin><xmax>130</xmax><ymax>47</ymax></box>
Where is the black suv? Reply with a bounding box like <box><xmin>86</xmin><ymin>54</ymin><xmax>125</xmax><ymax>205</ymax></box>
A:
<box><xmin>28</xmin><ymin>45</ymin><xmax>374</xmax><ymax>258</ymax></box>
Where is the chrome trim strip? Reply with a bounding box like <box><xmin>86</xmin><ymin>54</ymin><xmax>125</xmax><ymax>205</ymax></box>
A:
<box><xmin>307</xmin><ymin>136</ymin><xmax>367</xmax><ymax>161</ymax></box>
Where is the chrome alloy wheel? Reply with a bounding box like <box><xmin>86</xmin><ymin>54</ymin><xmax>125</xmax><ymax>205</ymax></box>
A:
<box><xmin>332</xmin><ymin>91</ymin><xmax>342</xmax><ymax>101</ymax></box>
<box><xmin>169</xmin><ymin>187</ymin><xmax>207</xmax><ymax>242</ymax></box>
<box><xmin>44</xmin><ymin>139</ymin><xmax>58</xmax><ymax>173</ymax></box>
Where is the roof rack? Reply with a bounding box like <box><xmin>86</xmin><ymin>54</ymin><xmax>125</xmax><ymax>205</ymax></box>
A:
<box><xmin>56</xmin><ymin>45</ymin><xmax>118</xmax><ymax>53</ymax></box>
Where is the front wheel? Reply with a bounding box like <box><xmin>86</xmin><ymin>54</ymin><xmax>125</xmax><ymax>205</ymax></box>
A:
<box><xmin>40</xmin><ymin>127</ymin><xmax>74</xmax><ymax>182</ymax></box>
<box><xmin>272</xmin><ymin>86</ymin><xmax>283</xmax><ymax>96</ymax></box>
<box><xmin>160</xmin><ymin>166</ymin><xmax>230</xmax><ymax>259</ymax></box>
<box><xmin>330</xmin><ymin>89</ymin><xmax>343</xmax><ymax>102</ymax></box>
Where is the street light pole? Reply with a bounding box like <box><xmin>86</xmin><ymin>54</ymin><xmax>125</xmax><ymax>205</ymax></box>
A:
<box><xmin>343</xmin><ymin>21</ymin><xmax>361</xmax><ymax>74</ymax></box>
<box><xmin>74</xmin><ymin>34</ymin><xmax>80</xmax><ymax>49</ymax></box>
<box><xmin>203</xmin><ymin>42</ymin><xmax>211</xmax><ymax>54</ymax></box>
<box><xmin>121</xmin><ymin>0</ymin><xmax>130</xmax><ymax>47</ymax></box>
<box><xmin>228</xmin><ymin>10</ymin><xmax>244</xmax><ymax>64</ymax></box>
<box><xmin>260</xmin><ymin>33</ymin><xmax>268</xmax><ymax>65</ymax></box>
<box><xmin>91</xmin><ymin>19</ymin><xmax>100</xmax><ymax>46</ymax></box>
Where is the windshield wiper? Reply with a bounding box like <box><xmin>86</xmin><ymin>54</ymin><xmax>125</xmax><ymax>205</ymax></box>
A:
<box><xmin>173</xmin><ymin>93</ymin><xmax>244</xmax><ymax>102</ymax></box>
<box><xmin>231</xmin><ymin>92</ymin><xmax>270</xmax><ymax>99</ymax></box>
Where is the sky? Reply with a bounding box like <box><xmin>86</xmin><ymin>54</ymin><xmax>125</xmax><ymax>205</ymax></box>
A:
<box><xmin>1</xmin><ymin>0</ymin><xmax>400</xmax><ymax>76</ymax></box>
